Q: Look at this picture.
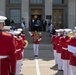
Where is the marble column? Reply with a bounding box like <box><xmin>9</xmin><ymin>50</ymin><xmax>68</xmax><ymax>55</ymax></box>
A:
<box><xmin>21</xmin><ymin>0</ymin><xmax>29</xmax><ymax>28</ymax></box>
<box><xmin>45</xmin><ymin>0</ymin><xmax>52</xmax><ymax>19</ymax></box>
<box><xmin>0</xmin><ymin>0</ymin><xmax>6</xmax><ymax>16</ymax></box>
<box><xmin>45</xmin><ymin>0</ymin><xmax>52</xmax><ymax>31</ymax></box>
<box><xmin>68</xmin><ymin>0</ymin><xmax>76</xmax><ymax>29</ymax></box>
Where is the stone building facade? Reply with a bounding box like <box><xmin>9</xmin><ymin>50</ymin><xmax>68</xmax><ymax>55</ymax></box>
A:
<box><xmin>0</xmin><ymin>0</ymin><xmax>76</xmax><ymax>29</ymax></box>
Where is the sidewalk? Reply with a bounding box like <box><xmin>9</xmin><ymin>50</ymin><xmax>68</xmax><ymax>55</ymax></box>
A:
<box><xmin>20</xmin><ymin>44</ymin><xmax>63</xmax><ymax>75</ymax></box>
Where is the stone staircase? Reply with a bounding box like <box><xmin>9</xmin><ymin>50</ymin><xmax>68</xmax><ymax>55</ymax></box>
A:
<box><xmin>24</xmin><ymin>29</ymin><xmax>53</xmax><ymax>50</ymax></box>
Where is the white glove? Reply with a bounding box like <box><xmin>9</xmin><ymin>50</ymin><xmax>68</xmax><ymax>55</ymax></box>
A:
<box><xmin>29</xmin><ymin>31</ymin><xmax>31</xmax><ymax>34</ymax></box>
<box><xmin>73</xmin><ymin>53</ymin><xmax>76</xmax><ymax>57</ymax></box>
<box><xmin>38</xmin><ymin>38</ymin><xmax>41</xmax><ymax>41</ymax></box>
<box><xmin>29</xmin><ymin>31</ymin><xmax>32</xmax><ymax>36</ymax></box>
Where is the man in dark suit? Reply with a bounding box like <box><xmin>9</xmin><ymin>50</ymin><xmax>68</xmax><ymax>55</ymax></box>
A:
<box><xmin>42</xmin><ymin>19</ymin><xmax>47</xmax><ymax>31</ymax></box>
<box><xmin>31</xmin><ymin>18</ymin><xmax>35</xmax><ymax>31</ymax></box>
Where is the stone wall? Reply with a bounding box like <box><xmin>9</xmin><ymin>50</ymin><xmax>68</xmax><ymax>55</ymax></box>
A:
<box><xmin>0</xmin><ymin>0</ymin><xmax>5</xmax><ymax>16</ymax></box>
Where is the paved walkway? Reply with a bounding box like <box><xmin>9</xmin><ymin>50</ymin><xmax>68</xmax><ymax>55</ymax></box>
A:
<box><xmin>20</xmin><ymin>44</ymin><xmax>63</xmax><ymax>75</ymax></box>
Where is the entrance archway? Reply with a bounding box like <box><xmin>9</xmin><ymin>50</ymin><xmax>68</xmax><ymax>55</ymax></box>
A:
<box><xmin>29</xmin><ymin>9</ymin><xmax>42</xmax><ymax>31</ymax></box>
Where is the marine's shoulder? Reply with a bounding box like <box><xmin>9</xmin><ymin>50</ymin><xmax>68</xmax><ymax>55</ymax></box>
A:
<box><xmin>1</xmin><ymin>32</ymin><xmax>13</xmax><ymax>38</ymax></box>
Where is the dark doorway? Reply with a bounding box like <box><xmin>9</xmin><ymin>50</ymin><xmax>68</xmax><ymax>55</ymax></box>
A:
<box><xmin>30</xmin><ymin>15</ymin><xmax>42</xmax><ymax>31</ymax></box>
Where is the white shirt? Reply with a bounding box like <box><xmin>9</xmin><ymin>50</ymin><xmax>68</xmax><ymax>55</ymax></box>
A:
<box><xmin>21</xmin><ymin>22</ymin><xmax>25</xmax><ymax>28</ymax></box>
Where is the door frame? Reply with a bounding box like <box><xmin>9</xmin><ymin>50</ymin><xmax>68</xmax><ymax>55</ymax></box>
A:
<box><xmin>52</xmin><ymin>9</ymin><xmax>64</xmax><ymax>29</ymax></box>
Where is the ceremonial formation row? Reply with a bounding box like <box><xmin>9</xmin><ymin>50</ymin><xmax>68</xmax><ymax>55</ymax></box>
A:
<box><xmin>6</xmin><ymin>27</ymin><xmax>28</xmax><ymax>75</ymax></box>
<box><xmin>0</xmin><ymin>16</ymin><xmax>28</xmax><ymax>75</ymax></box>
<box><xmin>52</xmin><ymin>28</ymin><xmax>76</xmax><ymax>75</ymax></box>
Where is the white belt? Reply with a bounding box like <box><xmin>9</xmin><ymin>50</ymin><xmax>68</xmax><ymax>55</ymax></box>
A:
<box><xmin>62</xmin><ymin>47</ymin><xmax>68</xmax><ymax>50</ymax></box>
<box><xmin>57</xmin><ymin>44</ymin><xmax>60</xmax><ymax>45</ymax></box>
<box><xmin>0</xmin><ymin>56</ymin><xmax>8</xmax><ymax>59</ymax></box>
<box><xmin>16</xmin><ymin>49</ymin><xmax>21</xmax><ymax>52</ymax></box>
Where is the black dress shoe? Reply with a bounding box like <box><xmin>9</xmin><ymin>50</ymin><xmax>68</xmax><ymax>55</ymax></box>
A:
<box><xmin>58</xmin><ymin>70</ymin><xmax>63</xmax><ymax>71</ymax></box>
<box><xmin>34</xmin><ymin>55</ymin><xmax>38</xmax><ymax>57</ymax></box>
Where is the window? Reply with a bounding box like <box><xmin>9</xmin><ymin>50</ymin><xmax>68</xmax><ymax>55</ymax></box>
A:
<box><xmin>30</xmin><ymin>0</ymin><xmax>43</xmax><ymax>4</ymax></box>
<box><xmin>10</xmin><ymin>0</ymin><xmax>21</xmax><ymax>3</ymax></box>
<box><xmin>53</xmin><ymin>0</ymin><xmax>63</xmax><ymax>4</ymax></box>
<box><xmin>10</xmin><ymin>9</ymin><xmax>20</xmax><ymax>23</ymax></box>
